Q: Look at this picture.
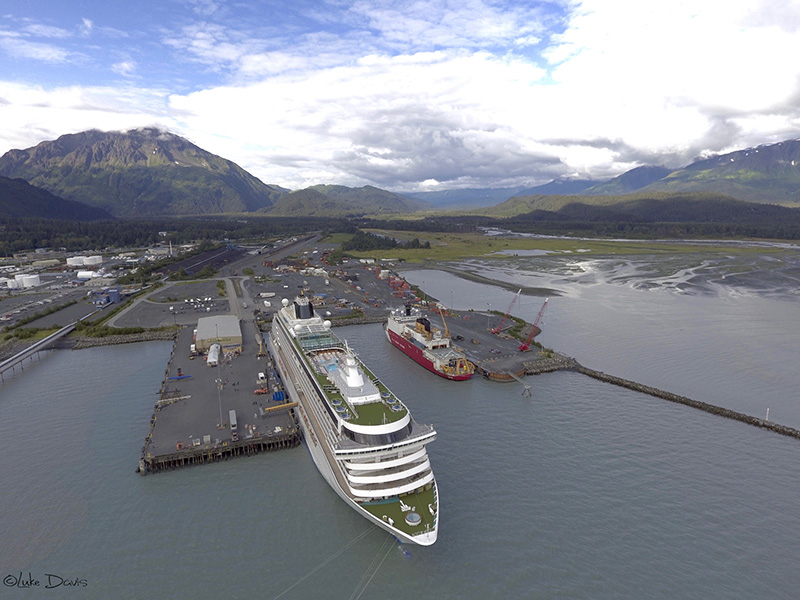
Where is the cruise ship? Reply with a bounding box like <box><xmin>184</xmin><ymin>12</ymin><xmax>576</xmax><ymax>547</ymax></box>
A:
<box><xmin>385</xmin><ymin>305</ymin><xmax>474</xmax><ymax>381</ymax></box>
<box><xmin>268</xmin><ymin>294</ymin><xmax>438</xmax><ymax>545</ymax></box>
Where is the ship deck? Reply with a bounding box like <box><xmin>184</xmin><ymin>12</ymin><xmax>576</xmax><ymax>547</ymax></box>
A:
<box><xmin>360</xmin><ymin>482</ymin><xmax>438</xmax><ymax>540</ymax></box>
<box><xmin>291</xmin><ymin>333</ymin><xmax>409</xmax><ymax>427</ymax></box>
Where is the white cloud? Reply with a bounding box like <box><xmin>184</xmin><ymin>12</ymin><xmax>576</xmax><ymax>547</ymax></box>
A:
<box><xmin>22</xmin><ymin>24</ymin><xmax>71</xmax><ymax>38</ymax></box>
<box><xmin>0</xmin><ymin>81</ymin><xmax>174</xmax><ymax>154</ymax></box>
<box><xmin>162</xmin><ymin>21</ymin><xmax>253</xmax><ymax>72</ymax></box>
<box><xmin>0</xmin><ymin>31</ymin><xmax>73</xmax><ymax>63</ymax></box>
<box><xmin>165</xmin><ymin>49</ymin><xmax>553</xmax><ymax>189</ymax></box>
<box><xmin>112</xmin><ymin>61</ymin><xmax>137</xmax><ymax>76</ymax></box>
<box><xmin>541</xmin><ymin>0</ymin><xmax>800</xmax><ymax>161</ymax></box>
<box><xmin>3</xmin><ymin>0</ymin><xmax>800</xmax><ymax>192</ymax></box>
<box><xmin>80</xmin><ymin>18</ymin><xmax>93</xmax><ymax>37</ymax></box>
<box><xmin>346</xmin><ymin>0</ymin><xmax>549</xmax><ymax>49</ymax></box>
<box><xmin>184</xmin><ymin>0</ymin><xmax>225</xmax><ymax>17</ymax></box>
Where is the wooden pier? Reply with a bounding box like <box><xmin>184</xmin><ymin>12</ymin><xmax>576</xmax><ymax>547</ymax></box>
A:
<box><xmin>139</xmin><ymin>321</ymin><xmax>301</xmax><ymax>475</ymax></box>
<box><xmin>140</xmin><ymin>431</ymin><xmax>301</xmax><ymax>474</ymax></box>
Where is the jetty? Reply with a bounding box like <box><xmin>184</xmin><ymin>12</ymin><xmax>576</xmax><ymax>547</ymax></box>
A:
<box><xmin>574</xmin><ymin>365</ymin><xmax>800</xmax><ymax>442</ymax></box>
<box><xmin>139</xmin><ymin>322</ymin><xmax>300</xmax><ymax>475</ymax></box>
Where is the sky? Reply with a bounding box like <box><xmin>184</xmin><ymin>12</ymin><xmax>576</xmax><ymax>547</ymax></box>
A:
<box><xmin>2</xmin><ymin>0</ymin><xmax>800</xmax><ymax>192</ymax></box>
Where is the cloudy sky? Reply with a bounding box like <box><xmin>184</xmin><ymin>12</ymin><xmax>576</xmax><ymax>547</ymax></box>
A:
<box><xmin>2</xmin><ymin>0</ymin><xmax>800</xmax><ymax>191</ymax></box>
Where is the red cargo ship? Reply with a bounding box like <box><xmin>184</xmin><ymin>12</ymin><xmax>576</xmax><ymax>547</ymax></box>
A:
<box><xmin>384</xmin><ymin>305</ymin><xmax>474</xmax><ymax>381</ymax></box>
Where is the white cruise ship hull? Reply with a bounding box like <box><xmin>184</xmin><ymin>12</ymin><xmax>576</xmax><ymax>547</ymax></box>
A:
<box><xmin>268</xmin><ymin>334</ymin><xmax>438</xmax><ymax>546</ymax></box>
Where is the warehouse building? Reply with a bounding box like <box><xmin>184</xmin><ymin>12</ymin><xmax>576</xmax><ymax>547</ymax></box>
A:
<box><xmin>195</xmin><ymin>315</ymin><xmax>242</xmax><ymax>352</ymax></box>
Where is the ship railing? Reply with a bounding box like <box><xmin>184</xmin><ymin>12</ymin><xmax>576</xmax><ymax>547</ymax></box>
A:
<box><xmin>344</xmin><ymin>457</ymin><xmax>430</xmax><ymax>480</ymax></box>
<box><xmin>335</xmin><ymin>424</ymin><xmax>436</xmax><ymax>453</ymax></box>
<box><xmin>347</xmin><ymin>469</ymin><xmax>434</xmax><ymax>494</ymax></box>
<box><xmin>298</xmin><ymin>337</ymin><xmax>342</xmax><ymax>352</ymax></box>
<box><xmin>283</xmin><ymin>346</ymin><xmax>342</xmax><ymax>445</ymax></box>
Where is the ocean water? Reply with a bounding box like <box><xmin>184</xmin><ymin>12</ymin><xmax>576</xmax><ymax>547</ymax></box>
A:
<box><xmin>2</xmin><ymin>252</ymin><xmax>800</xmax><ymax>599</ymax></box>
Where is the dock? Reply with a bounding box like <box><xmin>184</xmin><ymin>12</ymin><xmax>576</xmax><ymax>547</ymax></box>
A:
<box><xmin>129</xmin><ymin>249</ymin><xmax>800</xmax><ymax>475</ymax></box>
<box><xmin>139</xmin><ymin>321</ymin><xmax>301</xmax><ymax>474</ymax></box>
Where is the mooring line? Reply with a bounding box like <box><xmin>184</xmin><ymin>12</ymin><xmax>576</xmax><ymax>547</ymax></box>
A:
<box><xmin>271</xmin><ymin>524</ymin><xmax>377</xmax><ymax>600</ymax></box>
<box><xmin>350</xmin><ymin>534</ymin><xmax>395</xmax><ymax>600</ymax></box>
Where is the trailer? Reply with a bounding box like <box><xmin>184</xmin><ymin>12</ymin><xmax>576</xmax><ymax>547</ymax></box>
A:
<box><xmin>206</xmin><ymin>343</ymin><xmax>221</xmax><ymax>367</ymax></box>
<box><xmin>229</xmin><ymin>409</ymin><xmax>238</xmax><ymax>441</ymax></box>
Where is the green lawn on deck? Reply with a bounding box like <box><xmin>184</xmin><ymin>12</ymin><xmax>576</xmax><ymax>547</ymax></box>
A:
<box><xmin>361</xmin><ymin>483</ymin><xmax>437</xmax><ymax>538</ymax></box>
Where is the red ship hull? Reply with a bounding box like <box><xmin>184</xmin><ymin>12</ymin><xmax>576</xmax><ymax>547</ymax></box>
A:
<box><xmin>384</xmin><ymin>324</ymin><xmax>473</xmax><ymax>381</ymax></box>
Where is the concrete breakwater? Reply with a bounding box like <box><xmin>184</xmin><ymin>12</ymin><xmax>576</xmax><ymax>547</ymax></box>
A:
<box><xmin>574</xmin><ymin>365</ymin><xmax>800</xmax><ymax>442</ymax></box>
<box><xmin>525</xmin><ymin>353</ymin><xmax>578</xmax><ymax>375</ymax></box>
<box><xmin>70</xmin><ymin>330</ymin><xmax>177</xmax><ymax>349</ymax></box>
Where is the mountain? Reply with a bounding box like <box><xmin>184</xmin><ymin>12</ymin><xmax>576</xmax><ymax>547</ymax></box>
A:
<box><xmin>582</xmin><ymin>166</ymin><xmax>672</xmax><ymax>195</ymax></box>
<box><xmin>404</xmin><ymin>187</ymin><xmax>525</xmax><ymax>208</ymax></box>
<box><xmin>510</xmin><ymin>139</ymin><xmax>800</xmax><ymax>205</ymax></box>
<box><xmin>639</xmin><ymin>140</ymin><xmax>800</xmax><ymax>204</ymax></box>
<box><xmin>516</xmin><ymin>178</ymin><xmax>605</xmax><ymax>196</ymax></box>
<box><xmin>489</xmin><ymin>191</ymin><xmax>800</xmax><ymax>225</ymax></box>
<box><xmin>0</xmin><ymin>176</ymin><xmax>112</xmax><ymax>220</ymax></box>
<box><xmin>0</xmin><ymin>128</ymin><xmax>287</xmax><ymax>217</ymax></box>
<box><xmin>264</xmin><ymin>184</ymin><xmax>425</xmax><ymax>217</ymax></box>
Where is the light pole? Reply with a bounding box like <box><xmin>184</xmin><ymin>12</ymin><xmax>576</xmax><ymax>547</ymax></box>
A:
<box><xmin>215</xmin><ymin>323</ymin><xmax>223</xmax><ymax>428</ymax></box>
<box><xmin>216</xmin><ymin>376</ymin><xmax>224</xmax><ymax>428</ymax></box>
<box><xmin>487</xmin><ymin>303</ymin><xmax>491</xmax><ymax>329</ymax></box>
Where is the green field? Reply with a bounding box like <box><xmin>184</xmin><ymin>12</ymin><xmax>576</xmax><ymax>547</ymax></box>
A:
<box><xmin>353</xmin><ymin>230</ymin><xmax>789</xmax><ymax>263</ymax></box>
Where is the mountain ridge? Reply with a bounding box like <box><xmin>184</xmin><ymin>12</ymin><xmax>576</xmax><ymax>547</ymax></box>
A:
<box><xmin>0</xmin><ymin>176</ymin><xmax>113</xmax><ymax>220</ymax></box>
<box><xmin>264</xmin><ymin>184</ymin><xmax>425</xmax><ymax>217</ymax></box>
<box><xmin>0</xmin><ymin>128</ymin><xmax>287</xmax><ymax>217</ymax></box>
<box><xmin>3</xmin><ymin>130</ymin><xmax>800</xmax><ymax>220</ymax></box>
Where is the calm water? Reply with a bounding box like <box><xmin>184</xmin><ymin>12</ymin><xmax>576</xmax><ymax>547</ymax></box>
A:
<box><xmin>2</xmin><ymin>252</ymin><xmax>800</xmax><ymax>599</ymax></box>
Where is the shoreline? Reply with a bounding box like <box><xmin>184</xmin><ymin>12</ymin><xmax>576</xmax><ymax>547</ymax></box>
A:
<box><xmin>395</xmin><ymin>262</ymin><xmax>560</xmax><ymax>297</ymax></box>
<box><xmin>5</xmin><ymin>262</ymin><xmax>799</xmax><ymax>447</ymax></box>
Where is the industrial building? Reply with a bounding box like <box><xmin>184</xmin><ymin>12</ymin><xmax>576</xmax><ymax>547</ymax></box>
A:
<box><xmin>195</xmin><ymin>315</ymin><xmax>242</xmax><ymax>352</ymax></box>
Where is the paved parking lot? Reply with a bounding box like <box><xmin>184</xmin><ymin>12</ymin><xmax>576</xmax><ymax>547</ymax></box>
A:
<box><xmin>145</xmin><ymin>322</ymin><xmax>295</xmax><ymax>459</ymax></box>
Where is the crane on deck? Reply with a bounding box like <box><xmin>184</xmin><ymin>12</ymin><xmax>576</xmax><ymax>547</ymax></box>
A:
<box><xmin>491</xmin><ymin>289</ymin><xmax>521</xmax><ymax>334</ymax></box>
<box><xmin>518</xmin><ymin>298</ymin><xmax>549</xmax><ymax>352</ymax></box>
<box><xmin>438</xmin><ymin>304</ymin><xmax>451</xmax><ymax>338</ymax></box>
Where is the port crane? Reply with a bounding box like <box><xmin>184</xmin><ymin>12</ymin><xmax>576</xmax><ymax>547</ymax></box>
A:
<box><xmin>491</xmin><ymin>289</ymin><xmax>521</xmax><ymax>334</ymax></box>
<box><xmin>518</xmin><ymin>298</ymin><xmax>549</xmax><ymax>352</ymax></box>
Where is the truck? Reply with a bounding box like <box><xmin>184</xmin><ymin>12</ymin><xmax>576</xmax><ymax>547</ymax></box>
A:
<box><xmin>229</xmin><ymin>409</ymin><xmax>238</xmax><ymax>441</ymax></box>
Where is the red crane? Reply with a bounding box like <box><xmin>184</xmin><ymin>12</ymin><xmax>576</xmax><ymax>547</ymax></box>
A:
<box><xmin>491</xmin><ymin>289</ymin><xmax>521</xmax><ymax>334</ymax></box>
<box><xmin>519</xmin><ymin>298</ymin><xmax>549</xmax><ymax>352</ymax></box>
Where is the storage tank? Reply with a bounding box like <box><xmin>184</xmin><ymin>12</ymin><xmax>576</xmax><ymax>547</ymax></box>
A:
<box><xmin>77</xmin><ymin>270</ymin><xmax>97</xmax><ymax>279</ymax></box>
<box><xmin>84</xmin><ymin>255</ymin><xmax>103</xmax><ymax>266</ymax></box>
<box><xmin>21</xmin><ymin>275</ymin><xmax>40</xmax><ymax>288</ymax></box>
<box><xmin>67</xmin><ymin>256</ymin><xmax>86</xmax><ymax>267</ymax></box>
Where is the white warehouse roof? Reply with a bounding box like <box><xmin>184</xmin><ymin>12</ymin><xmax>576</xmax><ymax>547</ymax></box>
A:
<box><xmin>195</xmin><ymin>315</ymin><xmax>241</xmax><ymax>348</ymax></box>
